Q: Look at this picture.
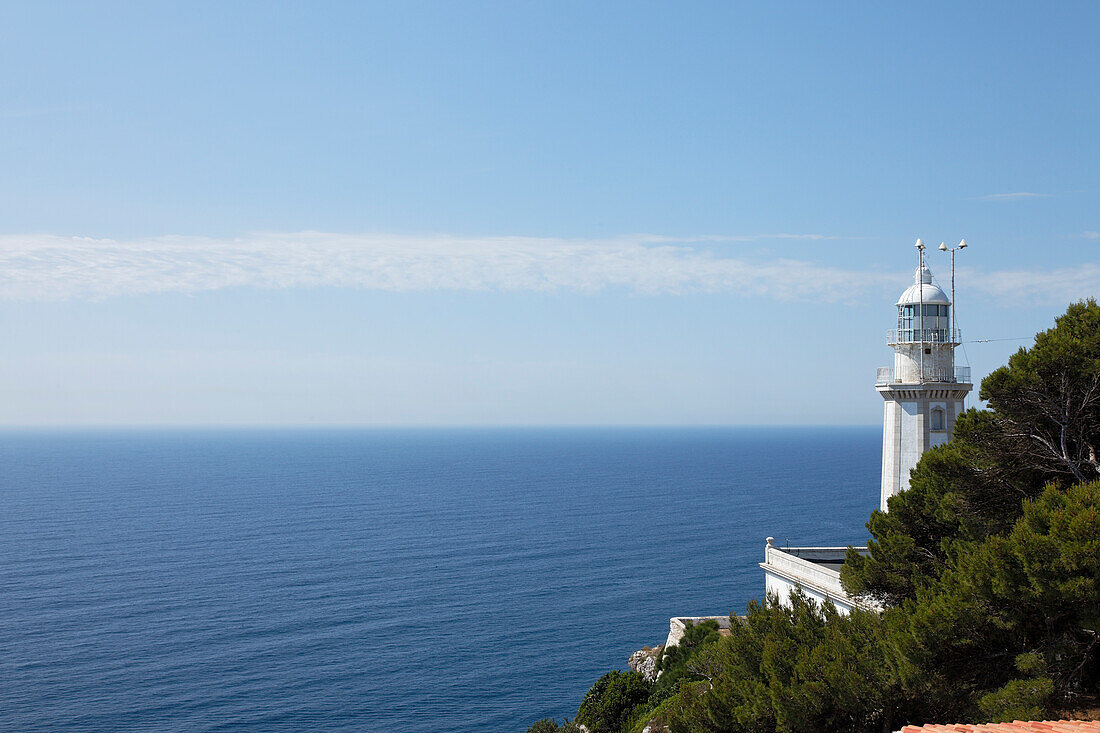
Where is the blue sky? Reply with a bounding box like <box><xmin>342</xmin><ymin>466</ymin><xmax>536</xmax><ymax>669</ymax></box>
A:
<box><xmin>0</xmin><ymin>1</ymin><xmax>1096</xmax><ymax>425</ymax></box>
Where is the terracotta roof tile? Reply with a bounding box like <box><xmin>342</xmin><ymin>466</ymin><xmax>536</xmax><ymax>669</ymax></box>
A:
<box><xmin>898</xmin><ymin>721</ymin><xmax>1100</xmax><ymax>733</ymax></box>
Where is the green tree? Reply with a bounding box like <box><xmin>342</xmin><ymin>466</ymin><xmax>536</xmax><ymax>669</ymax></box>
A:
<box><xmin>855</xmin><ymin>482</ymin><xmax>1100</xmax><ymax>722</ymax></box>
<box><xmin>979</xmin><ymin>654</ymin><xmax>1055</xmax><ymax>723</ymax></box>
<box><xmin>843</xmin><ymin>300</ymin><xmax>1100</xmax><ymax>607</ymax></box>
<box><xmin>975</xmin><ymin>481</ymin><xmax>1100</xmax><ymax>689</ymax></box>
<box><xmin>526</xmin><ymin>719</ymin><xmax>584</xmax><ymax>733</ymax></box>
<box><xmin>527</xmin><ymin>721</ymin><xmax>560</xmax><ymax>733</ymax></box>
<box><xmin>666</xmin><ymin>591</ymin><xmax>896</xmax><ymax>733</ymax></box>
<box><xmin>576</xmin><ymin>670</ymin><xmax>652</xmax><ymax>733</ymax></box>
<box><xmin>981</xmin><ymin>299</ymin><xmax>1100</xmax><ymax>486</ymax></box>
<box><xmin>654</xmin><ymin>619</ymin><xmax>724</xmax><ymax>696</ymax></box>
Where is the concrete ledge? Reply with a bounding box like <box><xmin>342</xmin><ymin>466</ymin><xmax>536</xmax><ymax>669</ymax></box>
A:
<box><xmin>761</xmin><ymin>542</ymin><xmax>880</xmax><ymax>613</ymax></box>
<box><xmin>665</xmin><ymin>615</ymin><xmax>732</xmax><ymax>649</ymax></box>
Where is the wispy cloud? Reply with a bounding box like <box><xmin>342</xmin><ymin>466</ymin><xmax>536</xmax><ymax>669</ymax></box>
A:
<box><xmin>971</xmin><ymin>192</ymin><xmax>1053</xmax><ymax>202</ymax></box>
<box><xmin>0</xmin><ymin>232</ymin><xmax>887</xmax><ymax>302</ymax></box>
<box><xmin>1080</xmin><ymin>231</ymin><xmax>1100</xmax><ymax>240</ymax></box>
<box><xmin>0</xmin><ymin>232</ymin><xmax>1093</xmax><ymax>306</ymax></box>
<box><xmin>968</xmin><ymin>264</ymin><xmax>1100</xmax><ymax>305</ymax></box>
<box><xmin>621</xmin><ymin>233</ymin><xmax>855</xmax><ymax>243</ymax></box>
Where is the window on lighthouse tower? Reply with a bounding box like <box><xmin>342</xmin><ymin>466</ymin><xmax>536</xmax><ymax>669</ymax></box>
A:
<box><xmin>897</xmin><ymin>305</ymin><xmax>951</xmax><ymax>342</ymax></box>
<box><xmin>931</xmin><ymin>408</ymin><xmax>945</xmax><ymax>432</ymax></box>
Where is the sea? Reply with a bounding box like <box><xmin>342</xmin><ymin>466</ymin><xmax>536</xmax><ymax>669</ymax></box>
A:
<box><xmin>0</xmin><ymin>427</ymin><xmax>880</xmax><ymax>732</ymax></box>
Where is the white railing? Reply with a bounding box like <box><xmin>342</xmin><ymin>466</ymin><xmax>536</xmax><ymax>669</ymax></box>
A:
<box><xmin>887</xmin><ymin>328</ymin><xmax>962</xmax><ymax>345</ymax></box>
<box><xmin>876</xmin><ymin>366</ymin><xmax>972</xmax><ymax>385</ymax></box>
<box><xmin>762</xmin><ymin>544</ymin><xmax>881</xmax><ymax>612</ymax></box>
<box><xmin>764</xmin><ymin>546</ymin><xmax>848</xmax><ymax>596</ymax></box>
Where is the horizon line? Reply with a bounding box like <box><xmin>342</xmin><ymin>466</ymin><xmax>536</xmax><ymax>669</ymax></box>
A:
<box><xmin>0</xmin><ymin>422</ymin><xmax>883</xmax><ymax>430</ymax></box>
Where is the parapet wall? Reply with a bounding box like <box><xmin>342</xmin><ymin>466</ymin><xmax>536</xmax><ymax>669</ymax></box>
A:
<box><xmin>759</xmin><ymin>540</ymin><xmax>878</xmax><ymax>614</ymax></box>
<box><xmin>665</xmin><ymin>615</ymin><xmax>732</xmax><ymax>649</ymax></box>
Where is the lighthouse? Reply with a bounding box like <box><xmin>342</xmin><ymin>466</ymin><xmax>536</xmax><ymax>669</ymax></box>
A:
<box><xmin>754</xmin><ymin>241</ymin><xmax>975</xmax><ymax>616</ymax></box>
<box><xmin>876</xmin><ymin>241</ymin><xmax>972</xmax><ymax>512</ymax></box>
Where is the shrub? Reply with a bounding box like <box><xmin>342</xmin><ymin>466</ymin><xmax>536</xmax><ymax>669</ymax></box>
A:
<box><xmin>657</xmin><ymin>619</ymin><xmax>723</xmax><ymax>684</ymax></box>
<box><xmin>526</xmin><ymin>719</ymin><xmax>584</xmax><ymax>733</ymax></box>
<box><xmin>978</xmin><ymin>677</ymin><xmax>1054</xmax><ymax>723</ymax></box>
<box><xmin>576</xmin><ymin>670</ymin><xmax>652</xmax><ymax>733</ymax></box>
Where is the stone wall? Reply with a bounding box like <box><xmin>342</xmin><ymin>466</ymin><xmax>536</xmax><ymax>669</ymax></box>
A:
<box><xmin>664</xmin><ymin>615</ymin><xmax>731</xmax><ymax>649</ymax></box>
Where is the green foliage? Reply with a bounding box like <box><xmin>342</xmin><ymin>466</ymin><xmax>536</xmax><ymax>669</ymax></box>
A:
<box><xmin>1001</xmin><ymin>482</ymin><xmax>1100</xmax><ymax>624</ymax></box>
<box><xmin>841</xmin><ymin>434</ymin><xmax>987</xmax><ymax>606</ymax></box>
<box><xmin>656</xmin><ymin>619</ymin><xmax>724</xmax><ymax>693</ymax></box>
<box><xmin>527</xmin><ymin>719</ymin><xmax>585</xmax><ymax>733</ymax></box>
<box><xmin>980</xmin><ymin>298</ymin><xmax>1100</xmax><ymax>487</ymax></box>
<box><xmin>627</xmin><ymin>693</ymin><xmax>679</xmax><ymax>733</ymax></box>
<box><xmin>978</xmin><ymin>653</ymin><xmax>1055</xmax><ymax>723</ymax></box>
<box><xmin>975</xmin><ymin>481</ymin><xmax>1100</xmax><ymax>687</ymax></box>
<box><xmin>665</xmin><ymin>591</ymin><xmax>895</xmax><ymax>733</ymax></box>
<box><xmin>978</xmin><ymin>677</ymin><xmax>1054</xmax><ymax>723</ymax></box>
<box><xmin>878</xmin><ymin>479</ymin><xmax>1100</xmax><ymax>717</ymax></box>
<box><xmin>527</xmin><ymin>720</ymin><xmax>564</xmax><ymax>733</ymax></box>
<box><xmin>576</xmin><ymin>670</ymin><xmax>652</xmax><ymax>733</ymax></box>
<box><xmin>1015</xmin><ymin>652</ymin><xmax>1049</xmax><ymax>677</ymax></box>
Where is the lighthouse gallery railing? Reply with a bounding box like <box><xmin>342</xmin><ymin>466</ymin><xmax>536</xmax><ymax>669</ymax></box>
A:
<box><xmin>886</xmin><ymin>328</ymin><xmax>963</xmax><ymax>344</ymax></box>
<box><xmin>876</xmin><ymin>366</ymin><xmax>972</xmax><ymax>385</ymax></box>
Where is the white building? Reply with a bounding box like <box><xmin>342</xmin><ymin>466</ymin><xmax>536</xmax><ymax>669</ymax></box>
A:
<box><xmin>876</xmin><ymin>261</ymin><xmax>972</xmax><ymax>511</ymax></box>
<box><xmin>759</xmin><ymin>248</ymin><xmax>971</xmax><ymax>614</ymax></box>
<box><xmin>761</xmin><ymin>540</ymin><xmax>873</xmax><ymax>614</ymax></box>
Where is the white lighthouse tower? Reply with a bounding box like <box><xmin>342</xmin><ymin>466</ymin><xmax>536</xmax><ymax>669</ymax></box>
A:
<box><xmin>876</xmin><ymin>241</ymin><xmax>972</xmax><ymax>512</ymax></box>
<box><xmin>753</xmin><ymin>241</ymin><xmax>974</xmax><ymax>617</ymax></box>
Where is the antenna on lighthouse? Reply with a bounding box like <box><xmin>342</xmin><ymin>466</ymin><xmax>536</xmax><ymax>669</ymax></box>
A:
<box><xmin>940</xmin><ymin>238</ymin><xmax>967</xmax><ymax>344</ymax></box>
<box><xmin>916</xmin><ymin>239</ymin><xmax>925</xmax><ymax>382</ymax></box>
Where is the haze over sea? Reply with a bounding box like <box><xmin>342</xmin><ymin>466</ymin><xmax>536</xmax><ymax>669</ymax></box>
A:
<box><xmin>2</xmin><ymin>427</ymin><xmax>878</xmax><ymax>731</ymax></box>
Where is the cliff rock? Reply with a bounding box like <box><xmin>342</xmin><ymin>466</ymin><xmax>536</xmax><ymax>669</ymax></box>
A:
<box><xmin>627</xmin><ymin>645</ymin><xmax>662</xmax><ymax>683</ymax></box>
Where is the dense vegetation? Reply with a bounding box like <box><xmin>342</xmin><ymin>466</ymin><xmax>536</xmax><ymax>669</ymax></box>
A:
<box><xmin>530</xmin><ymin>300</ymin><xmax>1100</xmax><ymax>733</ymax></box>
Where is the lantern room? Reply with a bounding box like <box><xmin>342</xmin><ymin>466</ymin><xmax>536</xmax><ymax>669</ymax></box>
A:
<box><xmin>893</xmin><ymin>265</ymin><xmax>953</xmax><ymax>344</ymax></box>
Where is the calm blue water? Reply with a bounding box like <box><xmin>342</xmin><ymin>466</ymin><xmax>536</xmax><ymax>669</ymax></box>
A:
<box><xmin>0</xmin><ymin>427</ymin><xmax>879</xmax><ymax>731</ymax></box>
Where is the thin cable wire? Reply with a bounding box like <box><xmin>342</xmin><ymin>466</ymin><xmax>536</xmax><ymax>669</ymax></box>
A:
<box><xmin>925</xmin><ymin>270</ymin><xmax>1029</xmax><ymax>343</ymax></box>
<box><xmin>963</xmin><ymin>337</ymin><xmax>1033</xmax><ymax>344</ymax></box>
<box><xmin>928</xmin><ymin>266</ymin><xmax>973</xmax><ymax>368</ymax></box>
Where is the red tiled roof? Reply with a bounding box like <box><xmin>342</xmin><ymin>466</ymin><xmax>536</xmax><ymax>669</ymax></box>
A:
<box><xmin>900</xmin><ymin>721</ymin><xmax>1100</xmax><ymax>733</ymax></box>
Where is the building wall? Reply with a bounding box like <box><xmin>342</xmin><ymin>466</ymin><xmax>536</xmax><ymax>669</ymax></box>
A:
<box><xmin>894</xmin><ymin>342</ymin><xmax>955</xmax><ymax>383</ymax></box>
<box><xmin>764</xmin><ymin>569</ymin><xmax>859</xmax><ymax>615</ymax></box>
<box><xmin>880</xmin><ymin>400</ymin><xmax>899</xmax><ymax>511</ymax></box>
<box><xmin>879</xmin><ymin>385</ymin><xmax>971</xmax><ymax>512</ymax></box>
<box><xmin>759</xmin><ymin>544</ymin><xmax>874</xmax><ymax>616</ymax></box>
<box><xmin>899</xmin><ymin>400</ymin><xmax>922</xmax><ymax>492</ymax></box>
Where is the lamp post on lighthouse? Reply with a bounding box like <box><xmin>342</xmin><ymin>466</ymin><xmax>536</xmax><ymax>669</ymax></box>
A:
<box><xmin>916</xmin><ymin>238</ymin><xmax>926</xmax><ymax>383</ymax></box>
<box><xmin>938</xmin><ymin>239</ymin><xmax>967</xmax><ymax>341</ymax></box>
<box><xmin>876</xmin><ymin>241</ymin><xmax>973</xmax><ymax>512</ymax></box>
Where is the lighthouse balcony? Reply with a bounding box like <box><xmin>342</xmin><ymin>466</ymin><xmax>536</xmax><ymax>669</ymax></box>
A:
<box><xmin>886</xmin><ymin>328</ymin><xmax>962</xmax><ymax>345</ymax></box>
<box><xmin>876</xmin><ymin>365</ymin><xmax>971</xmax><ymax>385</ymax></box>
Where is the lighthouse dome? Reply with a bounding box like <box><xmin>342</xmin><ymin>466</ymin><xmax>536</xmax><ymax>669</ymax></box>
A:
<box><xmin>896</xmin><ymin>265</ymin><xmax>950</xmax><ymax>306</ymax></box>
